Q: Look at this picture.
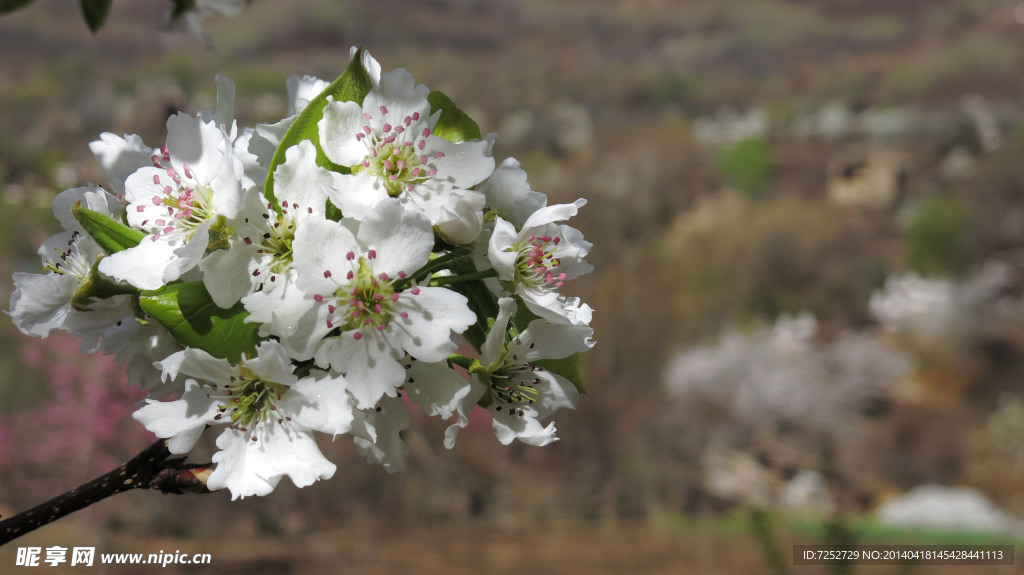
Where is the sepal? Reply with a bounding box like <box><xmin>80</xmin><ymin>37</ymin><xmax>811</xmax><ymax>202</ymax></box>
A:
<box><xmin>70</xmin><ymin>259</ymin><xmax>140</xmax><ymax>311</ymax></box>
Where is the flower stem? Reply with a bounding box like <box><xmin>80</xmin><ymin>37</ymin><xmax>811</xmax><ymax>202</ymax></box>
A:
<box><xmin>396</xmin><ymin>248</ymin><xmax>475</xmax><ymax>290</ymax></box>
<box><xmin>0</xmin><ymin>439</ymin><xmax>212</xmax><ymax>546</ymax></box>
<box><xmin>428</xmin><ymin>268</ymin><xmax>498</xmax><ymax>287</ymax></box>
<box><xmin>447</xmin><ymin>353</ymin><xmax>473</xmax><ymax>370</ymax></box>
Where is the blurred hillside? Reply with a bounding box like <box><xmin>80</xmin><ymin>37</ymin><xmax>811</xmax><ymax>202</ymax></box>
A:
<box><xmin>2</xmin><ymin>0</ymin><xmax>1024</xmax><ymax>573</ymax></box>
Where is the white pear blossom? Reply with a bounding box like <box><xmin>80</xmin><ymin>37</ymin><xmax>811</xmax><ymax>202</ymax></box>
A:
<box><xmin>99</xmin><ymin>112</ymin><xmax>251</xmax><ymax>290</ymax></box>
<box><xmin>170</xmin><ymin>0</ymin><xmax>247</xmax><ymax>48</ymax></box>
<box><xmin>8</xmin><ymin>51</ymin><xmax>598</xmax><ymax>502</ymax></box>
<box><xmin>318</xmin><ymin>68</ymin><xmax>493</xmax><ymax>224</ymax></box>
<box><xmin>201</xmin><ymin>139</ymin><xmax>339</xmax><ymax>308</ymax></box>
<box><xmin>10</xmin><ymin>186</ymin><xmax>131</xmax><ymax>342</ymax></box>
<box><xmin>481</xmin><ymin>157</ymin><xmax>547</xmax><ymax>229</ymax></box>
<box><xmin>447</xmin><ymin>298</ymin><xmax>593</xmax><ymax>447</ymax></box>
<box><xmin>133</xmin><ymin>341</ymin><xmax>358</xmax><ymax>499</ymax></box>
<box><xmin>291</xmin><ymin>200</ymin><xmax>476</xmax><ymax>408</ymax></box>
<box><xmin>488</xmin><ymin>200</ymin><xmax>594</xmax><ymax>325</ymax></box>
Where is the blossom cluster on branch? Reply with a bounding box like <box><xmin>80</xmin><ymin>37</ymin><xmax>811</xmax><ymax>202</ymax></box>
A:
<box><xmin>9</xmin><ymin>48</ymin><xmax>595</xmax><ymax>500</ymax></box>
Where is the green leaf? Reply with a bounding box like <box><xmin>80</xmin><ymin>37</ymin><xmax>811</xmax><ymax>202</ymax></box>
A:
<box><xmin>79</xmin><ymin>0</ymin><xmax>111</xmax><ymax>32</ymax></box>
<box><xmin>534</xmin><ymin>353</ymin><xmax>586</xmax><ymax>395</ymax></box>
<box><xmin>324</xmin><ymin>199</ymin><xmax>344</xmax><ymax>222</ymax></box>
<box><xmin>139</xmin><ymin>282</ymin><xmax>260</xmax><ymax>363</ymax></box>
<box><xmin>427</xmin><ymin>90</ymin><xmax>481</xmax><ymax>144</ymax></box>
<box><xmin>0</xmin><ymin>0</ymin><xmax>37</xmax><ymax>15</ymax></box>
<box><xmin>71</xmin><ymin>259</ymin><xmax>140</xmax><ymax>311</ymax></box>
<box><xmin>72</xmin><ymin>202</ymin><xmax>145</xmax><ymax>255</ymax></box>
<box><xmin>262</xmin><ymin>47</ymin><xmax>376</xmax><ymax>210</ymax></box>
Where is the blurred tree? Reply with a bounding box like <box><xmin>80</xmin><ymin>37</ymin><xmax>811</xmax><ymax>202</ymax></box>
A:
<box><xmin>903</xmin><ymin>195</ymin><xmax>970</xmax><ymax>278</ymax></box>
<box><xmin>715</xmin><ymin>138</ymin><xmax>773</xmax><ymax>198</ymax></box>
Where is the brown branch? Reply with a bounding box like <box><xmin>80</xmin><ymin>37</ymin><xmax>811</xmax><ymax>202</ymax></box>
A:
<box><xmin>0</xmin><ymin>439</ymin><xmax>213</xmax><ymax>546</ymax></box>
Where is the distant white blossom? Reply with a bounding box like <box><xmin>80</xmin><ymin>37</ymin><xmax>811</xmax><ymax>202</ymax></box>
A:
<box><xmin>869</xmin><ymin>273</ymin><xmax>954</xmax><ymax>337</ymax></box>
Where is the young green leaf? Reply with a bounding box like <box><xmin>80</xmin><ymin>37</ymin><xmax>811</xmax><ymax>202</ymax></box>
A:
<box><xmin>72</xmin><ymin>202</ymin><xmax>145</xmax><ymax>255</ymax></box>
<box><xmin>427</xmin><ymin>90</ymin><xmax>482</xmax><ymax>144</ymax></box>
<box><xmin>262</xmin><ymin>47</ymin><xmax>376</xmax><ymax>209</ymax></box>
<box><xmin>79</xmin><ymin>0</ymin><xmax>112</xmax><ymax>32</ymax></box>
<box><xmin>534</xmin><ymin>353</ymin><xmax>586</xmax><ymax>395</ymax></box>
<box><xmin>139</xmin><ymin>282</ymin><xmax>260</xmax><ymax>363</ymax></box>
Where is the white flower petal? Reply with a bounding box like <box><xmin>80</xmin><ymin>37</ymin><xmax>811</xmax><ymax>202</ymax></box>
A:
<box><xmin>356</xmin><ymin>199</ymin><xmax>433</xmax><ymax>278</ymax></box>
<box><xmin>165</xmin><ymin>113</ymin><xmax>226</xmax><ymax>185</ymax></box>
<box><xmin>132</xmin><ymin>379</ymin><xmax>219</xmax><ymax>454</ymax></box>
<box><xmin>292</xmin><ymin>216</ymin><xmax>361</xmax><ymax>296</ymax></box>
<box><xmin>530</xmin><ymin>369</ymin><xmax>580</xmax><ymax>418</ymax></box>
<box><xmin>89</xmin><ymin>133</ymin><xmax>155</xmax><ymax>196</ymax></box>
<box><xmin>249</xmin><ymin>117</ymin><xmax>293</xmax><ymax>169</ymax></box>
<box><xmin>351</xmin><ymin>395</ymin><xmax>411</xmax><ymax>473</ymax></box>
<box><xmin>245</xmin><ymin>340</ymin><xmax>299</xmax><ymax>386</ymax></box>
<box><xmin>443</xmin><ymin>381</ymin><xmax>487</xmax><ymax>449</ymax></box>
<box><xmin>482</xmin><ymin>297</ymin><xmax>516</xmax><ymax>366</ymax></box>
<box><xmin>286</xmin><ymin>74</ymin><xmax>330</xmax><ymax>116</ymax></box>
<box><xmin>520</xmin><ymin>290</ymin><xmax>596</xmax><ymax>327</ymax></box>
<box><xmin>158</xmin><ymin>347</ymin><xmax>237</xmax><ymax>384</ymax></box>
<box><xmin>487</xmin><ymin>217</ymin><xmax>519</xmax><ymax>280</ymax></box>
<box><xmin>435</xmin><ymin>189</ymin><xmax>486</xmax><ymax>245</ymax></box>
<box><xmin>315</xmin><ymin>333</ymin><xmax>405</xmax><ymax>409</ymax></box>
<box><xmin>521</xmin><ymin>198</ymin><xmax>587</xmax><ymax>231</ymax></box>
<box><xmin>208</xmin><ymin>425</ymin><xmax>336</xmax><ymax>500</ymax></box>
<box><xmin>392</xmin><ymin>287</ymin><xmax>475</xmax><ymax>363</ymax></box>
<box><xmin>481</xmin><ymin>158</ymin><xmax>547</xmax><ymax>229</ymax></box>
<box><xmin>98</xmin><ymin>234</ymin><xmax>190</xmax><ymax>290</ymax></box>
<box><xmin>405</xmin><ymin>359</ymin><xmax>473</xmax><ymax>420</ymax></box>
<box><xmin>242</xmin><ymin>277</ymin><xmax>328</xmax><ymax>360</ymax></box>
<box><xmin>429</xmin><ymin>138</ymin><xmax>494</xmax><ymax>189</ymax></box>
<box><xmin>10</xmin><ymin>272</ymin><xmax>81</xmax><ymax>337</ymax></box>
<box><xmin>324</xmin><ymin>171</ymin><xmax>391</xmax><ymax>221</ymax></box>
<box><xmin>284</xmin><ymin>372</ymin><xmax>358</xmax><ymax>436</ymax></box>
<box><xmin>199</xmin><ymin>240</ymin><xmax>256</xmax><ymax>308</ymax></box>
<box><xmin>274</xmin><ymin>139</ymin><xmax>338</xmax><ymax>212</ymax></box>
<box><xmin>319</xmin><ymin>99</ymin><xmax>368</xmax><ymax>167</ymax></box>
<box><xmin>362</xmin><ymin>69</ymin><xmax>431</xmax><ymax>131</ymax></box>
<box><xmin>491</xmin><ymin>408</ymin><xmax>559</xmax><ymax>446</ymax></box>
<box><xmin>210</xmin><ymin>74</ymin><xmax>236</xmax><ymax>133</ymax></box>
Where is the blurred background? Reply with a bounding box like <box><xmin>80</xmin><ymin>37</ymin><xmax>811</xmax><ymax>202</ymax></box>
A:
<box><xmin>2</xmin><ymin>0</ymin><xmax>1024</xmax><ymax>573</ymax></box>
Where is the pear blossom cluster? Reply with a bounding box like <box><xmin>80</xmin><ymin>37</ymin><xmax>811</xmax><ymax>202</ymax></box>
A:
<box><xmin>8</xmin><ymin>49</ymin><xmax>595</xmax><ymax>500</ymax></box>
